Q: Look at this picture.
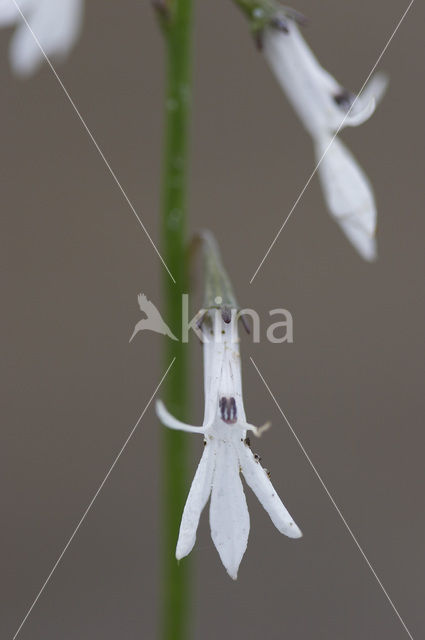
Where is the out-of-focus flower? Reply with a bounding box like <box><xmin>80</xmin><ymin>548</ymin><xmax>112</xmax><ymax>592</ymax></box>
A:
<box><xmin>0</xmin><ymin>0</ymin><xmax>83</xmax><ymax>76</ymax></box>
<box><xmin>157</xmin><ymin>309</ymin><xmax>302</xmax><ymax>580</ymax></box>
<box><xmin>263</xmin><ymin>18</ymin><xmax>388</xmax><ymax>260</ymax></box>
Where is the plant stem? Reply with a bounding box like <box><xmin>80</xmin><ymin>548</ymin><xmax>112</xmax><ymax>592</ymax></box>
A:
<box><xmin>159</xmin><ymin>0</ymin><xmax>193</xmax><ymax>639</ymax></box>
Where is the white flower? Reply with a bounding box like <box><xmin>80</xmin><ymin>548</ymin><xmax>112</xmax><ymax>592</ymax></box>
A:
<box><xmin>263</xmin><ymin>19</ymin><xmax>388</xmax><ymax>261</ymax></box>
<box><xmin>0</xmin><ymin>0</ymin><xmax>84</xmax><ymax>76</ymax></box>
<box><xmin>156</xmin><ymin>310</ymin><xmax>302</xmax><ymax>580</ymax></box>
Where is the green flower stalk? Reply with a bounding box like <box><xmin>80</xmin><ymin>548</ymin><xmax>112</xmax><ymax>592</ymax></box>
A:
<box><xmin>155</xmin><ymin>0</ymin><xmax>194</xmax><ymax>639</ymax></box>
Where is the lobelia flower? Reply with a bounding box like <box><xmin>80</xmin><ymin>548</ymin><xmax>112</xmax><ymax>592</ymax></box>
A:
<box><xmin>263</xmin><ymin>16</ymin><xmax>388</xmax><ymax>261</ymax></box>
<box><xmin>156</xmin><ymin>308</ymin><xmax>302</xmax><ymax>580</ymax></box>
<box><xmin>0</xmin><ymin>0</ymin><xmax>84</xmax><ymax>76</ymax></box>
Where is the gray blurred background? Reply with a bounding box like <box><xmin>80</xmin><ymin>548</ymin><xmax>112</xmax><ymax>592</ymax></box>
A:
<box><xmin>1</xmin><ymin>1</ymin><xmax>424</xmax><ymax>638</ymax></box>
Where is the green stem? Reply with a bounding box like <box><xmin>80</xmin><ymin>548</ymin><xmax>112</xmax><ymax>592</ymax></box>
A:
<box><xmin>158</xmin><ymin>1</ymin><xmax>193</xmax><ymax>639</ymax></box>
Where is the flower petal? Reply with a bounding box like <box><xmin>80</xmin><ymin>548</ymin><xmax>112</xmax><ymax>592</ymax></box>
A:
<box><xmin>357</xmin><ymin>72</ymin><xmax>389</xmax><ymax>113</ymax></box>
<box><xmin>342</xmin><ymin>97</ymin><xmax>376</xmax><ymax>128</ymax></box>
<box><xmin>10</xmin><ymin>0</ymin><xmax>84</xmax><ymax>76</ymax></box>
<box><xmin>202</xmin><ymin>316</ymin><xmax>247</xmax><ymax>426</ymax></box>
<box><xmin>239</xmin><ymin>443</ymin><xmax>302</xmax><ymax>539</ymax></box>
<box><xmin>10</xmin><ymin>19</ymin><xmax>42</xmax><ymax>76</ymax></box>
<box><xmin>315</xmin><ymin>135</ymin><xmax>377</xmax><ymax>261</ymax></box>
<box><xmin>344</xmin><ymin>73</ymin><xmax>388</xmax><ymax>129</ymax></box>
<box><xmin>176</xmin><ymin>440</ymin><xmax>216</xmax><ymax>560</ymax></box>
<box><xmin>263</xmin><ymin>23</ymin><xmax>376</xmax><ymax>136</ymax></box>
<box><xmin>0</xmin><ymin>0</ymin><xmax>32</xmax><ymax>26</ymax></box>
<box><xmin>337</xmin><ymin>219</ymin><xmax>377</xmax><ymax>263</ymax></box>
<box><xmin>264</xmin><ymin>24</ymin><xmax>340</xmax><ymax>136</ymax></box>
<box><xmin>156</xmin><ymin>400</ymin><xmax>206</xmax><ymax>434</ymax></box>
<box><xmin>209</xmin><ymin>441</ymin><xmax>249</xmax><ymax>580</ymax></box>
<box><xmin>263</xmin><ymin>23</ymin><xmax>386</xmax><ymax>138</ymax></box>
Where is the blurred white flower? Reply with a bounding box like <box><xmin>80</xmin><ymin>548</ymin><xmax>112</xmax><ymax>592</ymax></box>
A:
<box><xmin>264</xmin><ymin>19</ymin><xmax>388</xmax><ymax>261</ymax></box>
<box><xmin>157</xmin><ymin>310</ymin><xmax>302</xmax><ymax>580</ymax></box>
<box><xmin>0</xmin><ymin>0</ymin><xmax>83</xmax><ymax>76</ymax></box>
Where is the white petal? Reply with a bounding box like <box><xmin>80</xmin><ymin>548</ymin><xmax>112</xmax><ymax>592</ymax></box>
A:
<box><xmin>202</xmin><ymin>335</ymin><xmax>219</xmax><ymax>425</ymax></box>
<box><xmin>0</xmin><ymin>0</ymin><xmax>32</xmax><ymax>26</ymax></box>
<box><xmin>239</xmin><ymin>443</ymin><xmax>302</xmax><ymax>538</ymax></box>
<box><xmin>264</xmin><ymin>25</ymin><xmax>339</xmax><ymax>136</ymax></box>
<box><xmin>202</xmin><ymin>315</ymin><xmax>247</xmax><ymax>426</ymax></box>
<box><xmin>176</xmin><ymin>441</ymin><xmax>216</xmax><ymax>559</ymax></box>
<box><xmin>10</xmin><ymin>0</ymin><xmax>83</xmax><ymax>76</ymax></box>
<box><xmin>209</xmin><ymin>441</ymin><xmax>249</xmax><ymax>580</ymax></box>
<box><xmin>263</xmin><ymin>24</ymin><xmax>382</xmax><ymax>136</ymax></box>
<box><xmin>357</xmin><ymin>72</ymin><xmax>389</xmax><ymax>111</ymax></box>
<box><xmin>345</xmin><ymin>73</ymin><xmax>388</xmax><ymax>129</ymax></box>
<box><xmin>156</xmin><ymin>400</ymin><xmax>205</xmax><ymax>434</ymax></box>
<box><xmin>343</xmin><ymin>97</ymin><xmax>376</xmax><ymax>128</ymax></box>
<box><xmin>10</xmin><ymin>21</ymin><xmax>41</xmax><ymax>76</ymax></box>
<box><xmin>338</xmin><ymin>220</ymin><xmax>377</xmax><ymax>262</ymax></box>
<box><xmin>315</xmin><ymin>135</ymin><xmax>377</xmax><ymax>261</ymax></box>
